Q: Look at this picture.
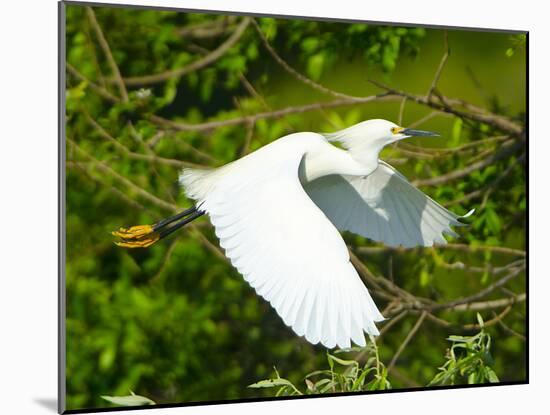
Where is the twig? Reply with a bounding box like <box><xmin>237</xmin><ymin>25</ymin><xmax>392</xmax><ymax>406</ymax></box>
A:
<box><xmin>400</xmin><ymin>135</ymin><xmax>509</xmax><ymax>155</ymax></box>
<box><xmin>240</xmin><ymin>119</ymin><xmax>255</xmax><ymax>156</ymax></box>
<box><xmin>379</xmin><ymin>310</ymin><xmax>408</xmax><ymax>337</ymax></box>
<box><xmin>84</xmin><ymin>112</ymin><xmax>204</xmax><ymax>168</ymax></box>
<box><xmin>369</xmin><ymin>80</ymin><xmax>524</xmax><ymax>137</ymax></box>
<box><xmin>175</xmin><ymin>16</ymin><xmax>236</xmax><ymax>38</ymax></box>
<box><xmin>357</xmin><ymin>243</ymin><xmax>525</xmax><ymax>258</ymax></box>
<box><xmin>446</xmin><ymin>152</ymin><xmax>525</xmax><ymax>207</ymax></box>
<box><xmin>148</xmin><ymin>93</ymin><xmax>393</xmax><ymax>132</ymax></box>
<box><xmin>119</xmin><ymin>17</ymin><xmax>251</xmax><ymax>86</ymax></box>
<box><xmin>495</xmin><ymin>312</ymin><xmax>526</xmax><ymax>340</ymax></box>
<box><xmin>427</xmin><ymin>31</ymin><xmax>449</xmax><ymax>98</ymax></box>
<box><xmin>445</xmin><ymin>293</ymin><xmax>525</xmax><ymax>312</ymax></box>
<box><xmin>68</xmin><ymin>138</ymin><xmax>178</xmax><ymax>213</ymax></box>
<box><xmin>190</xmin><ymin>227</ymin><xmax>228</xmax><ymax>262</ymax></box>
<box><xmin>425</xmin><ymin>305</ymin><xmax>512</xmax><ymax>330</ymax></box>
<box><xmin>413</xmin><ymin>139</ymin><xmax>524</xmax><ymax>187</ymax></box>
<box><xmin>251</xmin><ymin>18</ymin><xmax>362</xmax><ymax>101</ymax></box>
<box><xmin>397</xmin><ymin>97</ymin><xmax>407</xmax><ymax>126</ymax></box>
<box><xmin>387</xmin><ymin>311</ymin><xmax>427</xmax><ymax>372</ymax></box>
<box><xmin>66</xmin><ymin>63</ymin><xmax>119</xmax><ymax>103</ymax></box>
<box><xmin>428</xmin><ymin>265</ymin><xmax>525</xmax><ymax>311</ymax></box>
<box><xmin>86</xmin><ymin>6</ymin><xmax>128</xmax><ymax>102</ymax></box>
<box><xmin>150</xmin><ymin>237</ymin><xmax>180</xmax><ymax>285</ymax></box>
<box><xmin>68</xmin><ymin>160</ymin><xmax>153</xmax><ymax>215</ymax></box>
<box><xmin>406</xmin><ymin>110</ymin><xmax>450</xmax><ymax>129</ymax></box>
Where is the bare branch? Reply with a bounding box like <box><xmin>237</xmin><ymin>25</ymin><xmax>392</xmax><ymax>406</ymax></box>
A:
<box><xmin>68</xmin><ymin>160</ymin><xmax>153</xmax><ymax>215</ymax></box>
<box><xmin>86</xmin><ymin>6</ymin><xmax>128</xmax><ymax>102</ymax></box>
<box><xmin>120</xmin><ymin>17</ymin><xmax>251</xmax><ymax>86</ymax></box>
<box><xmin>400</xmin><ymin>134</ymin><xmax>509</xmax><ymax>155</ymax></box>
<box><xmin>427</xmin><ymin>31</ymin><xmax>449</xmax><ymax>98</ymax></box>
<box><xmin>175</xmin><ymin>16</ymin><xmax>236</xmax><ymax>38</ymax></box>
<box><xmin>357</xmin><ymin>243</ymin><xmax>525</xmax><ymax>257</ymax></box>
<box><xmin>68</xmin><ymin>138</ymin><xmax>178</xmax><ymax>213</ymax></box>
<box><xmin>66</xmin><ymin>63</ymin><xmax>119</xmax><ymax>103</ymax></box>
<box><xmin>412</xmin><ymin>139</ymin><xmax>524</xmax><ymax>187</ymax></box>
<box><xmin>446</xmin><ymin>152</ymin><xmax>525</xmax><ymax>207</ymax></box>
<box><xmin>425</xmin><ymin>305</ymin><xmax>512</xmax><ymax>330</ymax></box>
<box><xmin>397</xmin><ymin>97</ymin><xmax>407</xmax><ymax>126</ymax></box>
<box><xmin>148</xmin><ymin>93</ymin><xmax>393</xmax><ymax>132</ymax></box>
<box><xmin>84</xmin><ymin>113</ymin><xmax>205</xmax><ymax>169</ymax></box>
<box><xmin>251</xmin><ymin>18</ymin><xmax>362</xmax><ymax>101</ymax></box>
<box><xmin>447</xmin><ymin>293</ymin><xmax>525</xmax><ymax>312</ymax></box>
<box><xmin>370</xmin><ymin>80</ymin><xmax>524</xmax><ymax>137</ymax></box>
<box><xmin>495</xmin><ymin>312</ymin><xmax>526</xmax><ymax>340</ymax></box>
<box><xmin>387</xmin><ymin>311</ymin><xmax>427</xmax><ymax>373</ymax></box>
<box><xmin>428</xmin><ymin>265</ymin><xmax>525</xmax><ymax>311</ymax></box>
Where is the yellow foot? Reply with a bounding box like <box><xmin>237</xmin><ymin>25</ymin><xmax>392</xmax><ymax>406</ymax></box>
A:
<box><xmin>112</xmin><ymin>224</ymin><xmax>154</xmax><ymax>239</ymax></box>
<box><xmin>112</xmin><ymin>224</ymin><xmax>160</xmax><ymax>248</ymax></box>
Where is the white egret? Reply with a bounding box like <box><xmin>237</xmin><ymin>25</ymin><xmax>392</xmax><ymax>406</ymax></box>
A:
<box><xmin>113</xmin><ymin>119</ymin><xmax>473</xmax><ymax>349</ymax></box>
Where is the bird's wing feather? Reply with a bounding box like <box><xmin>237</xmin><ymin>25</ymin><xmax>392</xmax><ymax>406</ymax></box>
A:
<box><xmin>180</xmin><ymin>135</ymin><xmax>383</xmax><ymax>349</ymax></box>
<box><xmin>304</xmin><ymin>160</ymin><xmax>472</xmax><ymax>248</ymax></box>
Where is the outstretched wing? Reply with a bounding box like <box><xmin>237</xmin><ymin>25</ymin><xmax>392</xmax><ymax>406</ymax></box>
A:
<box><xmin>180</xmin><ymin>135</ymin><xmax>384</xmax><ymax>349</ymax></box>
<box><xmin>304</xmin><ymin>160</ymin><xmax>472</xmax><ymax>248</ymax></box>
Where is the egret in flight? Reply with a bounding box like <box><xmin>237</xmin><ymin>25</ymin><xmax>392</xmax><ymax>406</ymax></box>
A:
<box><xmin>113</xmin><ymin>119</ymin><xmax>472</xmax><ymax>349</ymax></box>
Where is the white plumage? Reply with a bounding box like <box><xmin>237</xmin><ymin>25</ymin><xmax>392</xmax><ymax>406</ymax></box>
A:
<box><xmin>179</xmin><ymin>119</ymin><xmax>472</xmax><ymax>349</ymax></box>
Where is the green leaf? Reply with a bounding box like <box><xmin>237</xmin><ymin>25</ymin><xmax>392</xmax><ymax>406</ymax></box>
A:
<box><xmin>485</xmin><ymin>367</ymin><xmax>500</xmax><ymax>383</ymax></box>
<box><xmin>419</xmin><ymin>268</ymin><xmax>430</xmax><ymax>287</ymax></box>
<box><xmin>301</xmin><ymin>37</ymin><xmax>320</xmax><ymax>53</ymax></box>
<box><xmin>101</xmin><ymin>392</ymin><xmax>155</xmax><ymax>407</ymax></box>
<box><xmin>327</xmin><ymin>353</ymin><xmax>359</xmax><ymax>366</ymax></box>
<box><xmin>485</xmin><ymin>209</ymin><xmax>502</xmax><ymax>234</ymax></box>
<box><xmin>451</xmin><ymin>118</ymin><xmax>463</xmax><ymax>146</ymax></box>
<box><xmin>307</xmin><ymin>52</ymin><xmax>326</xmax><ymax>81</ymax></box>
<box><xmin>476</xmin><ymin>313</ymin><xmax>485</xmax><ymax>328</ymax></box>
<box><xmin>248</xmin><ymin>378</ymin><xmax>295</xmax><ymax>389</ymax></box>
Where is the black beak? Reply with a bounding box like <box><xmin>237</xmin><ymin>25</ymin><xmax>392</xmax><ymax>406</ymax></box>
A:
<box><xmin>401</xmin><ymin>128</ymin><xmax>440</xmax><ymax>137</ymax></box>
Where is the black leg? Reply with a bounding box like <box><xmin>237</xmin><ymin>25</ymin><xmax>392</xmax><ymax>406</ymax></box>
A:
<box><xmin>158</xmin><ymin>210</ymin><xmax>206</xmax><ymax>239</ymax></box>
<box><xmin>153</xmin><ymin>206</ymin><xmax>197</xmax><ymax>231</ymax></box>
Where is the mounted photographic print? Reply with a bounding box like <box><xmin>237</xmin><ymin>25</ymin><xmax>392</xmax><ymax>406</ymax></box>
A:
<box><xmin>59</xmin><ymin>1</ymin><xmax>528</xmax><ymax>413</ymax></box>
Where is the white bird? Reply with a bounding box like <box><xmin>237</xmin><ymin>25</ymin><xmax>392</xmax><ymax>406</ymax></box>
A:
<box><xmin>113</xmin><ymin>119</ymin><xmax>473</xmax><ymax>349</ymax></box>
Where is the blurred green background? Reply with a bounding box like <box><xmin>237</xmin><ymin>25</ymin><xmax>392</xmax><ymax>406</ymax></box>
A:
<box><xmin>64</xmin><ymin>3</ymin><xmax>526</xmax><ymax>411</ymax></box>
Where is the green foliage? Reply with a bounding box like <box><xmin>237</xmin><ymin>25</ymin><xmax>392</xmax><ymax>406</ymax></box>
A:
<box><xmin>429</xmin><ymin>314</ymin><xmax>500</xmax><ymax>386</ymax></box>
<box><xmin>505</xmin><ymin>34</ymin><xmax>527</xmax><ymax>58</ymax></box>
<box><xmin>64</xmin><ymin>3</ymin><xmax>526</xmax><ymax>411</ymax></box>
<box><xmin>101</xmin><ymin>391</ymin><xmax>156</xmax><ymax>407</ymax></box>
<box><xmin>249</xmin><ymin>340</ymin><xmax>391</xmax><ymax>396</ymax></box>
<box><xmin>249</xmin><ymin>318</ymin><xmax>499</xmax><ymax>398</ymax></box>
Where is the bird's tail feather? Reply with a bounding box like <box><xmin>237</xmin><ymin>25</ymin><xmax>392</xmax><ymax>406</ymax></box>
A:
<box><xmin>179</xmin><ymin>168</ymin><xmax>216</xmax><ymax>205</ymax></box>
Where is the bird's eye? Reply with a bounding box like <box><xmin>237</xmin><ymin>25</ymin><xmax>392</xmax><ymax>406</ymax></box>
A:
<box><xmin>391</xmin><ymin>127</ymin><xmax>404</xmax><ymax>135</ymax></box>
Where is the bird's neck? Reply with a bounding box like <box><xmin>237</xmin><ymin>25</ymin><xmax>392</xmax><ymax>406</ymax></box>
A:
<box><xmin>299</xmin><ymin>143</ymin><xmax>379</xmax><ymax>183</ymax></box>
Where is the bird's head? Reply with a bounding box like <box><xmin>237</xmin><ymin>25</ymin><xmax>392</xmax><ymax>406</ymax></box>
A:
<box><xmin>324</xmin><ymin>119</ymin><xmax>439</xmax><ymax>151</ymax></box>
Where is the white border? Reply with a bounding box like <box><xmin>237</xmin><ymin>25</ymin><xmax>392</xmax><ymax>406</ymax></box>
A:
<box><xmin>1</xmin><ymin>1</ymin><xmax>544</xmax><ymax>414</ymax></box>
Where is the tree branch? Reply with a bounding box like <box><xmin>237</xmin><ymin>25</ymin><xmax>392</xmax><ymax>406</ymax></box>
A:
<box><xmin>68</xmin><ymin>138</ymin><xmax>178</xmax><ymax>213</ymax></box>
<box><xmin>357</xmin><ymin>243</ymin><xmax>525</xmax><ymax>257</ymax></box>
<box><xmin>387</xmin><ymin>311</ymin><xmax>427</xmax><ymax>373</ymax></box>
<box><xmin>251</xmin><ymin>18</ymin><xmax>362</xmax><ymax>100</ymax></box>
<box><xmin>412</xmin><ymin>139</ymin><xmax>524</xmax><ymax>187</ymax></box>
<box><xmin>66</xmin><ymin>62</ymin><xmax>119</xmax><ymax>103</ymax></box>
<box><xmin>370</xmin><ymin>80</ymin><xmax>524</xmax><ymax>138</ymax></box>
<box><xmin>84</xmin><ymin>112</ymin><xmax>204</xmax><ymax>168</ymax></box>
<box><xmin>446</xmin><ymin>293</ymin><xmax>525</xmax><ymax>312</ymax></box>
<box><xmin>119</xmin><ymin>17</ymin><xmax>251</xmax><ymax>86</ymax></box>
<box><xmin>148</xmin><ymin>93</ymin><xmax>393</xmax><ymax>132</ymax></box>
<box><xmin>86</xmin><ymin>6</ymin><xmax>128</xmax><ymax>102</ymax></box>
<box><xmin>428</xmin><ymin>265</ymin><xmax>525</xmax><ymax>311</ymax></box>
<box><xmin>426</xmin><ymin>31</ymin><xmax>449</xmax><ymax>98</ymax></box>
